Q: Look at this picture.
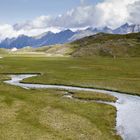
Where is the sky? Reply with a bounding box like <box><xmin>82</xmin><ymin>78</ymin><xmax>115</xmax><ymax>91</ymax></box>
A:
<box><xmin>0</xmin><ymin>0</ymin><xmax>140</xmax><ymax>40</ymax></box>
<box><xmin>0</xmin><ymin>0</ymin><xmax>100</xmax><ymax>24</ymax></box>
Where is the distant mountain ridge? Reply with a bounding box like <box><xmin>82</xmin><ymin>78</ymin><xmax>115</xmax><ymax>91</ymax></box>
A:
<box><xmin>114</xmin><ymin>23</ymin><xmax>140</xmax><ymax>34</ymax></box>
<box><xmin>0</xmin><ymin>23</ymin><xmax>140</xmax><ymax>49</ymax></box>
<box><xmin>0</xmin><ymin>30</ymin><xmax>75</xmax><ymax>49</ymax></box>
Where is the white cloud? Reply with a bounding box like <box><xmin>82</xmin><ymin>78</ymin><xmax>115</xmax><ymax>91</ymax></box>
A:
<box><xmin>50</xmin><ymin>5</ymin><xmax>98</xmax><ymax>28</ymax></box>
<box><xmin>0</xmin><ymin>0</ymin><xmax>140</xmax><ymax>40</ymax></box>
<box><xmin>128</xmin><ymin>1</ymin><xmax>140</xmax><ymax>24</ymax></box>
<box><xmin>50</xmin><ymin>0</ymin><xmax>140</xmax><ymax>29</ymax></box>
<box><xmin>14</xmin><ymin>16</ymin><xmax>52</xmax><ymax>30</ymax></box>
<box><xmin>95</xmin><ymin>0</ymin><xmax>140</xmax><ymax>28</ymax></box>
<box><xmin>0</xmin><ymin>24</ymin><xmax>19</xmax><ymax>40</ymax></box>
<box><xmin>0</xmin><ymin>23</ymin><xmax>61</xmax><ymax>41</ymax></box>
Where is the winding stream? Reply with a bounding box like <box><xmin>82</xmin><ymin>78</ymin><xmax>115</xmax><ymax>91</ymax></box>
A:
<box><xmin>4</xmin><ymin>74</ymin><xmax>140</xmax><ymax>140</ymax></box>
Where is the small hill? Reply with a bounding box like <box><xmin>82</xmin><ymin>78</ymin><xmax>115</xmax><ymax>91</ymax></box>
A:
<box><xmin>28</xmin><ymin>44</ymin><xmax>73</xmax><ymax>57</ymax></box>
<box><xmin>68</xmin><ymin>33</ymin><xmax>140</xmax><ymax>57</ymax></box>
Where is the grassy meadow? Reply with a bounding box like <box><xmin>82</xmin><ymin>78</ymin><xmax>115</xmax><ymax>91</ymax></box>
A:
<box><xmin>0</xmin><ymin>69</ymin><xmax>121</xmax><ymax>140</ymax></box>
<box><xmin>0</xmin><ymin>56</ymin><xmax>139</xmax><ymax>95</ymax></box>
<box><xmin>0</xmin><ymin>55</ymin><xmax>140</xmax><ymax>139</ymax></box>
<box><xmin>72</xmin><ymin>91</ymin><xmax>117</xmax><ymax>102</ymax></box>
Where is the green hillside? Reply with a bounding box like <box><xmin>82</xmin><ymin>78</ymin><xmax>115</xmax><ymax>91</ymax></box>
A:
<box><xmin>69</xmin><ymin>33</ymin><xmax>140</xmax><ymax>57</ymax></box>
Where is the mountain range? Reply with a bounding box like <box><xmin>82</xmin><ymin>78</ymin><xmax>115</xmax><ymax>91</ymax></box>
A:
<box><xmin>0</xmin><ymin>23</ymin><xmax>140</xmax><ymax>49</ymax></box>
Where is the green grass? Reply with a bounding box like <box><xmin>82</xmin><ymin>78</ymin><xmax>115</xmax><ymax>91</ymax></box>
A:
<box><xmin>0</xmin><ymin>76</ymin><xmax>121</xmax><ymax>140</ymax></box>
<box><xmin>0</xmin><ymin>56</ymin><xmax>140</xmax><ymax>94</ymax></box>
<box><xmin>70</xmin><ymin>33</ymin><xmax>140</xmax><ymax>57</ymax></box>
<box><xmin>0</xmin><ymin>55</ymin><xmax>139</xmax><ymax>139</ymax></box>
<box><xmin>72</xmin><ymin>91</ymin><xmax>117</xmax><ymax>102</ymax></box>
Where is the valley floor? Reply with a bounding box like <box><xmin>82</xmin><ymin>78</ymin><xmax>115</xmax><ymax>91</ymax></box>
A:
<box><xmin>0</xmin><ymin>56</ymin><xmax>139</xmax><ymax>139</ymax></box>
<box><xmin>1</xmin><ymin>56</ymin><xmax>139</xmax><ymax>95</ymax></box>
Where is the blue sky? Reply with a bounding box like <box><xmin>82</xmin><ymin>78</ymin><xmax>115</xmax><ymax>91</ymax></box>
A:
<box><xmin>0</xmin><ymin>0</ymin><xmax>102</xmax><ymax>24</ymax></box>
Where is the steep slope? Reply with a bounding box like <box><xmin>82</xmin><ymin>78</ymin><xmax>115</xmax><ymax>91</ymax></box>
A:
<box><xmin>40</xmin><ymin>29</ymin><xmax>75</xmax><ymax>45</ymax></box>
<box><xmin>0</xmin><ymin>30</ymin><xmax>75</xmax><ymax>49</ymax></box>
<box><xmin>33</xmin><ymin>29</ymin><xmax>75</xmax><ymax>47</ymax></box>
<box><xmin>69</xmin><ymin>27</ymin><xmax>113</xmax><ymax>41</ymax></box>
<box><xmin>114</xmin><ymin>23</ymin><xmax>140</xmax><ymax>34</ymax></box>
<box><xmin>0</xmin><ymin>35</ymin><xmax>35</xmax><ymax>49</ymax></box>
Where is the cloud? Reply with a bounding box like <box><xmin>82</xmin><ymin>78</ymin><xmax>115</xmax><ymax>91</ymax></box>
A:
<box><xmin>95</xmin><ymin>0</ymin><xmax>140</xmax><ymax>28</ymax></box>
<box><xmin>50</xmin><ymin>0</ymin><xmax>140</xmax><ymax>28</ymax></box>
<box><xmin>128</xmin><ymin>1</ymin><xmax>140</xmax><ymax>24</ymax></box>
<box><xmin>0</xmin><ymin>24</ymin><xmax>18</xmax><ymax>40</ymax></box>
<box><xmin>51</xmin><ymin>5</ymin><xmax>98</xmax><ymax>28</ymax></box>
<box><xmin>0</xmin><ymin>0</ymin><xmax>140</xmax><ymax>40</ymax></box>
<box><xmin>0</xmin><ymin>23</ymin><xmax>61</xmax><ymax>41</ymax></box>
<box><xmin>14</xmin><ymin>16</ymin><xmax>52</xmax><ymax>30</ymax></box>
